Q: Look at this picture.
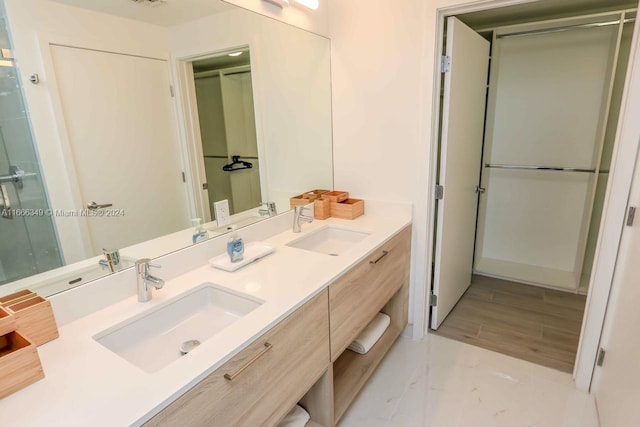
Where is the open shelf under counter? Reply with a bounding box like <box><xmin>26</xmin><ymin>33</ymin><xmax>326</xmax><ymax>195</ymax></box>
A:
<box><xmin>333</xmin><ymin>322</ymin><xmax>402</xmax><ymax>423</ymax></box>
<box><xmin>332</xmin><ymin>282</ymin><xmax>408</xmax><ymax>424</ymax></box>
<box><xmin>297</xmin><ymin>366</ymin><xmax>334</xmax><ymax>427</ymax></box>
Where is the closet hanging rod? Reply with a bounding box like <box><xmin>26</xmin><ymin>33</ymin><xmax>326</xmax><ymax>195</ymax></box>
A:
<box><xmin>496</xmin><ymin>17</ymin><xmax>636</xmax><ymax>39</ymax></box>
<box><xmin>485</xmin><ymin>164</ymin><xmax>596</xmax><ymax>173</ymax></box>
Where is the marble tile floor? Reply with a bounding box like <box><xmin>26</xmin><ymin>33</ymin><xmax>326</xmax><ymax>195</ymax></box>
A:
<box><xmin>338</xmin><ymin>334</ymin><xmax>599</xmax><ymax>427</ymax></box>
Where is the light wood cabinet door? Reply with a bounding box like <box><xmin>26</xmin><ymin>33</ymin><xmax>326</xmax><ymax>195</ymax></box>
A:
<box><xmin>144</xmin><ymin>289</ymin><xmax>330</xmax><ymax>427</ymax></box>
<box><xmin>329</xmin><ymin>226</ymin><xmax>411</xmax><ymax>361</ymax></box>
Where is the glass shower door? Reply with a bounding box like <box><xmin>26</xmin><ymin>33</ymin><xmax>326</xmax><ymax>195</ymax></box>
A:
<box><xmin>0</xmin><ymin>6</ymin><xmax>62</xmax><ymax>285</ymax></box>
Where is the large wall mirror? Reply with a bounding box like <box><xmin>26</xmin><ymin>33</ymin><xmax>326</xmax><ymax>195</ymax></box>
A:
<box><xmin>0</xmin><ymin>0</ymin><xmax>333</xmax><ymax>297</ymax></box>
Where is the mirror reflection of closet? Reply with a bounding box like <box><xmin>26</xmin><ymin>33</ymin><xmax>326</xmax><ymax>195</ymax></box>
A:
<box><xmin>193</xmin><ymin>49</ymin><xmax>262</xmax><ymax>220</ymax></box>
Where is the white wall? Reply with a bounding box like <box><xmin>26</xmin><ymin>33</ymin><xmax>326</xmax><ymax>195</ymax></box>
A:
<box><xmin>4</xmin><ymin>0</ymin><xmax>170</xmax><ymax>263</ymax></box>
<box><xmin>329</xmin><ymin>0</ymin><xmax>435</xmax><ymax>335</ymax></box>
<box><xmin>223</xmin><ymin>0</ymin><xmax>329</xmax><ymax>36</ymax></box>
<box><xmin>170</xmin><ymin>7</ymin><xmax>333</xmax><ymax>213</ymax></box>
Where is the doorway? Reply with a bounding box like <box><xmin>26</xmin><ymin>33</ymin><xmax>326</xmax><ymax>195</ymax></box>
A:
<box><xmin>430</xmin><ymin>2</ymin><xmax>636</xmax><ymax>374</ymax></box>
<box><xmin>178</xmin><ymin>46</ymin><xmax>267</xmax><ymax>223</ymax></box>
<box><xmin>189</xmin><ymin>48</ymin><xmax>262</xmax><ymax>223</ymax></box>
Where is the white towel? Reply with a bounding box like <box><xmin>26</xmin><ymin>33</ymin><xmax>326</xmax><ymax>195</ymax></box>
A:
<box><xmin>348</xmin><ymin>312</ymin><xmax>391</xmax><ymax>354</ymax></box>
<box><xmin>277</xmin><ymin>405</ymin><xmax>310</xmax><ymax>427</ymax></box>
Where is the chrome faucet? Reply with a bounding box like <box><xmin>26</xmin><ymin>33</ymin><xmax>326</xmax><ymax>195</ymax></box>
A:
<box><xmin>99</xmin><ymin>248</ymin><xmax>121</xmax><ymax>272</ymax></box>
<box><xmin>136</xmin><ymin>258</ymin><xmax>164</xmax><ymax>302</ymax></box>
<box><xmin>293</xmin><ymin>205</ymin><xmax>313</xmax><ymax>233</ymax></box>
<box><xmin>258</xmin><ymin>201</ymin><xmax>277</xmax><ymax>217</ymax></box>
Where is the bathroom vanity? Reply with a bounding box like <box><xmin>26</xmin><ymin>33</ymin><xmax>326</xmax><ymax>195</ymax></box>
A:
<box><xmin>145</xmin><ymin>225</ymin><xmax>410</xmax><ymax>426</ymax></box>
<box><xmin>0</xmin><ymin>206</ymin><xmax>411</xmax><ymax>427</ymax></box>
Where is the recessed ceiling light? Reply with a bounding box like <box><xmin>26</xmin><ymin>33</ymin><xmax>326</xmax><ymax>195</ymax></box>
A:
<box><xmin>228</xmin><ymin>52</ymin><xmax>243</xmax><ymax>57</ymax></box>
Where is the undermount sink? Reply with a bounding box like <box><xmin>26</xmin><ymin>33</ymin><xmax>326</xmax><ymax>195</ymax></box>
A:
<box><xmin>94</xmin><ymin>284</ymin><xmax>263</xmax><ymax>373</ymax></box>
<box><xmin>286</xmin><ymin>226</ymin><xmax>371</xmax><ymax>256</ymax></box>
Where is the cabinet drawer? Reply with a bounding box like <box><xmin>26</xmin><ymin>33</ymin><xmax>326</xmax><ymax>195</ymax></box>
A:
<box><xmin>329</xmin><ymin>226</ymin><xmax>411</xmax><ymax>361</ymax></box>
<box><xmin>144</xmin><ymin>289</ymin><xmax>330</xmax><ymax>427</ymax></box>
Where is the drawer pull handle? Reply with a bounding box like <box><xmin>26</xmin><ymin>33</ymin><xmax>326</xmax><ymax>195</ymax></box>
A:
<box><xmin>224</xmin><ymin>342</ymin><xmax>273</xmax><ymax>381</ymax></box>
<box><xmin>369</xmin><ymin>250</ymin><xmax>389</xmax><ymax>265</ymax></box>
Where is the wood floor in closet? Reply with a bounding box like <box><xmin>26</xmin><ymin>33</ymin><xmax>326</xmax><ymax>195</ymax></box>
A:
<box><xmin>432</xmin><ymin>275</ymin><xmax>587</xmax><ymax>373</ymax></box>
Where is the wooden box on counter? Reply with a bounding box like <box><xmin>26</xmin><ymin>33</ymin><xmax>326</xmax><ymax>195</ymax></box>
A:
<box><xmin>0</xmin><ymin>289</ymin><xmax>36</xmax><ymax>307</ymax></box>
<box><xmin>330</xmin><ymin>198</ymin><xmax>365</xmax><ymax>220</ymax></box>
<box><xmin>321</xmin><ymin>191</ymin><xmax>348</xmax><ymax>203</ymax></box>
<box><xmin>0</xmin><ymin>331</ymin><xmax>45</xmax><ymax>399</ymax></box>
<box><xmin>0</xmin><ymin>306</ymin><xmax>15</xmax><ymax>336</ymax></box>
<box><xmin>289</xmin><ymin>194</ymin><xmax>312</xmax><ymax>208</ymax></box>
<box><xmin>0</xmin><ymin>290</ymin><xmax>59</xmax><ymax>398</ymax></box>
<box><xmin>290</xmin><ymin>189</ymin><xmax>331</xmax><ymax>209</ymax></box>
<box><xmin>314</xmin><ymin>198</ymin><xmax>331</xmax><ymax>220</ymax></box>
<box><xmin>302</xmin><ymin>189</ymin><xmax>329</xmax><ymax>200</ymax></box>
<box><xmin>5</xmin><ymin>296</ymin><xmax>59</xmax><ymax>346</ymax></box>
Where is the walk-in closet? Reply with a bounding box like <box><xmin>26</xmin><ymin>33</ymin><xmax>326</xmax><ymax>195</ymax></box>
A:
<box><xmin>430</xmin><ymin>0</ymin><xmax>636</xmax><ymax>372</ymax></box>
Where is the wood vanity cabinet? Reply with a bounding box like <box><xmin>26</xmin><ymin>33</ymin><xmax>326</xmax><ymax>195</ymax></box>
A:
<box><xmin>144</xmin><ymin>225</ymin><xmax>412</xmax><ymax>427</ymax></box>
<box><xmin>144</xmin><ymin>289</ymin><xmax>330</xmax><ymax>427</ymax></box>
<box><xmin>329</xmin><ymin>225</ymin><xmax>411</xmax><ymax>361</ymax></box>
<box><xmin>330</xmin><ymin>225</ymin><xmax>411</xmax><ymax>423</ymax></box>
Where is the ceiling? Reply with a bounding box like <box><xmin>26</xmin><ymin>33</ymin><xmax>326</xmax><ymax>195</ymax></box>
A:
<box><xmin>457</xmin><ymin>0</ymin><xmax>638</xmax><ymax>29</ymax></box>
<box><xmin>51</xmin><ymin>0</ymin><xmax>234</xmax><ymax>27</ymax></box>
<box><xmin>193</xmin><ymin>49</ymin><xmax>251</xmax><ymax>72</ymax></box>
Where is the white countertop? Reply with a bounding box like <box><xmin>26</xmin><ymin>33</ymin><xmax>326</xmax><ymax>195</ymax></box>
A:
<box><xmin>0</xmin><ymin>211</ymin><xmax>411</xmax><ymax>427</ymax></box>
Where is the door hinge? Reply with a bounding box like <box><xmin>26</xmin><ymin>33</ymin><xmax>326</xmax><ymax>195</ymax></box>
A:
<box><xmin>181</xmin><ymin>172</ymin><xmax>186</xmax><ymax>183</ymax></box>
<box><xmin>626</xmin><ymin>206</ymin><xmax>636</xmax><ymax>226</ymax></box>
<box><xmin>441</xmin><ymin>55</ymin><xmax>451</xmax><ymax>73</ymax></box>
<box><xmin>202</xmin><ymin>182</ymin><xmax>208</xmax><ymax>190</ymax></box>
<box><xmin>429</xmin><ymin>293</ymin><xmax>438</xmax><ymax>307</ymax></box>
<box><xmin>435</xmin><ymin>185</ymin><xmax>444</xmax><ymax>200</ymax></box>
<box><xmin>597</xmin><ymin>347</ymin><xmax>606</xmax><ymax>367</ymax></box>
<box><xmin>170</xmin><ymin>85</ymin><xmax>175</xmax><ymax>97</ymax></box>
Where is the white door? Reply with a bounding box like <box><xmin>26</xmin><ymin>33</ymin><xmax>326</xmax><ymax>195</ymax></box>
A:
<box><xmin>592</xmin><ymin>204</ymin><xmax>640</xmax><ymax>424</ymax></box>
<box><xmin>431</xmin><ymin>17</ymin><xmax>489</xmax><ymax>329</ymax></box>
<box><xmin>50</xmin><ymin>45</ymin><xmax>190</xmax><ymax>254</ymax></box>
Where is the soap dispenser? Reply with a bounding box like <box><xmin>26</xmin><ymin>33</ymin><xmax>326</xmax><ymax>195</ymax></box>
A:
<box><xmin>227</xmin><ymin>225</ymin><xmax>244</xmax><ymax>263</ymax></box>
<box><xmin>192</xmin><ymin>218</ymin><xmax>209</xmax><ymax>243</ymax></box>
